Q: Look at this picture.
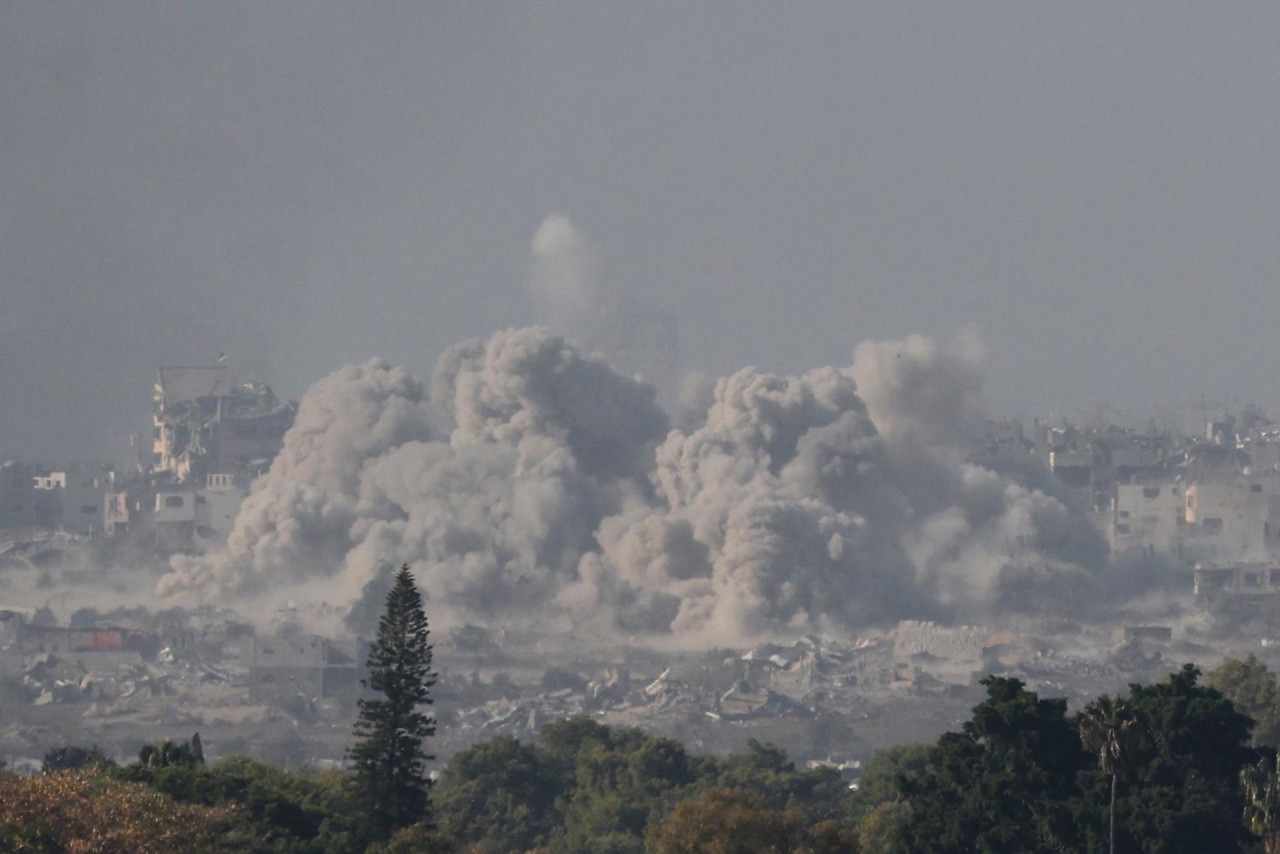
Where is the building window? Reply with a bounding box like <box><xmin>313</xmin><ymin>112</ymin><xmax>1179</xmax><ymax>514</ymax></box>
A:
<box><xmin>1204</xmin><ymin>517</ymin><xmax>1224</xmax><ymax>533</ymax></box>
<box><xmin>80</xmin><ymin>506</ymin><xmax>96</xmax><ymax>515</ymax></box>
<box><xmin>1115</xmin><ymin>523</ymin><xmax>1131</xmax><ymax>535</ymax></box>
<box><xmin>1143</xmin><ymin>487</ymin><xmax>1160</xmax><ymax>499</ymax></box>
<box><xmin>1254</xmin><ymin>484</ymin><xmax>1265</xmax><ymax>493</ymax></box>
<box><xmin>1118</xmin><ymin>510</ymin><xmax>1130</xmax><ymax>519</ymax></box>
<box><xmin>164</xmin><ymin>495</ymin><xmax>184</xmax><ymax>508</ymax></box>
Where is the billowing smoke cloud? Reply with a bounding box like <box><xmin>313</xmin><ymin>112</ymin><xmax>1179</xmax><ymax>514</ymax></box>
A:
<box><xmin>160</xmin><ymin>359</ymin><xmax>434</xmax><ymax>601</ymax></box>
<box><xmin>159</xmin><ymin>322</ymin><xmax>1107</xmax><ymax>643</ymax></box>
<box><xmin>161</xmin><ymin>327</ymin><xmax>669</xmax><ymax>629</ymax></box>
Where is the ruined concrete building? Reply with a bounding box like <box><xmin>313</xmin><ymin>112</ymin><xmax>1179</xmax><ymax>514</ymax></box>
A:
<box><xmin>152</xmin><ymin>366</ymin><xmax>296</xmax><ymax>484</ymax></box>
<box><xmin>0</xmin><ymin>461</ymin><xmax>114</xmax><ymax>536</ymax></box>
<box><xmin>0</xmin><ymin>461</ymin><xmax>59</xmax><ymax>531</ymax></box>
<box><xmin>241</xmin><ymin>634</ymin><xmax>366</xmax><ymax>704</ymax></box>
<box><xmin>1111</xmin><ymin>477</ymin><xmax>1280</xmax><ymax>565</ymax></box>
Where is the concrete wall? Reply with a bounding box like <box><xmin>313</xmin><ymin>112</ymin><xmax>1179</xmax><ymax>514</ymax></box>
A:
<box><xmin>1185</xmin><ymin>480</ymin><xmax>1278</xmax><ymax>563</ymax></box>
<box><xmin>1113</xmin><ymin>483</ymin><xmax>1184</xmax><ymax>552</ymax></box>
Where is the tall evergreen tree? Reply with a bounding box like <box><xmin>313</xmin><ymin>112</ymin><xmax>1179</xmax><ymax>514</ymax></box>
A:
<box><xmin>349</xmin><ymin>564</ymin><xmax>436</xmax><ymax>839</ymax></box>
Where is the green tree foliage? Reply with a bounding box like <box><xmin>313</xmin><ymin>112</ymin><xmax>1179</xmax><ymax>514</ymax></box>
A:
<box><xmin>644</xmin><ymin>788</ymin><xmax>805</xmax><ymax>854</ymax></box>
<box><xmin>894</xmin><ymin>676</ymin><xmax>1090</xmax><ymax>853</ymax></box>
<box><xmin>433</xmin><ymin>735</ymin><xmax>569</xmax><ymax>853</ymax></box>
<box><xmin>844</xmin><ymin>742</ymin><xmax>931</xmax><ymax>826</ymax></box>
<box><xmin>420</xmin><ymin>718</ymin><xmax>856</xmax><ymax>854</ymax></box>
<box><xmin>368</xmin><ymin>820</ymin><xmax>458</xmax><ymax>854</ymax></box>
<box><xmin>1115</xmin><ymin>664</ymin><xmax>1255</xmax><ymax>854</ymax></box>
<box><xmin>552</xmin><ymin>729</ymin><xmax>696</xmax><ymax>854</ymax></box>
<box><xmin>139</xmin><ymin>734</ymin><xmax>205</xmax><ymax>769</ymax></box>
<box><xmin>893</xmin><ymin>666</ymin><xmax>1258</xmax><ymax>854</ymax></box>
<box><xmin>116</xmin><ymin>754</ymin><xmax>368</xmax><ymax>853</ymax></box>
<box><xmin>13</xmin><ymin>663</ymin><xmax>1272</xmax><ymax>853</ymax></box>
<box><xmin>706</xmin><ymin>740</ymin><xmax>847</xmax><ymax>824</ymax></box>
<box><xmin>856</xmin><ymin>802</ymin><xmax>907</xmax><ymax>854</ymax></box>
<box><xmin>349</xmin><ymin>564</ymin><xmax>437</xmax><ymax>840</ymax></box>
<box><xmin>42</xmin><ymin>743</ymin><xmax>116</xmax><ymax>772</ymax></box>
<box><xmin>1209</xmin><ymin>654</ymin><xmax>1280</xmax><ymax>746</ymax></box>
<box><xmin>1241</xmin><ymin>752</ymin><xmax>1280</xmax><ymax>854</ymax></box>
<box><xmin>538</xmin><ymin>716</ymin><xmax>616</xmax><ymax>766</ymax></box>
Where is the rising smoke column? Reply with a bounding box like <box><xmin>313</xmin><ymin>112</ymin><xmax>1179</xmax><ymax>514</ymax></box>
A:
<box><xmin>525</xmin><ymin>213</ymin><xmax>682</xmax><ymax>400</ymax></box>
<box><xmin>525</xmin><ymin>214</ymin><xmax>614</xmax><ymax>355</ymax></box>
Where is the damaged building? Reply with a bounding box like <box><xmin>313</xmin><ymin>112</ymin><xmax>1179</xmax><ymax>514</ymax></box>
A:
<box><xmin>0</xmin><ymin>461</ymin><xmax>59</xmax><ymax>531</ymax></box>
<box><xmin>1111</xmin><ymin>477</ymin><xmax>1280</xmax><ymax>565</ymax></box>
<box><xmin>151</xmin><ymin>473</ymin><xmax>247</xmax><ymax>551</ymax></box>
<box><xmin>152</xmin><ymin>366</ymin><xmax>296</xmax><ymax>484</ymax></box>
<box><xmin>0</xmin><ymin>461</ymin><xmax>113</xmax><ymax>536</ymax></box>
<box><xmin>241</xmin><ymin>634</ymin><xmax>367</xmax><ymax>705</ymax></box>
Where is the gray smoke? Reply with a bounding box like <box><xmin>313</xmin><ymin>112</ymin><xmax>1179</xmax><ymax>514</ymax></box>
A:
<box><xmin>525</xmin><ymin>214</ymin><xmax>615</xmax><ymax>358</ymax></box>
<box><xmin>160</xmin><ymin>359</ymin><xmax>433</xmax><ymax>602</ymax></box>
<box><xmin>160</xmin><ymin>327</ymin><xmax>669</xmax><ymax>629</ymax></box>
<box><xmin>159</xmin><ymin>322</ymin><xmax>1107</xmax><ymax>642</ymax></box>
<box><xmin>524</xmin><ymin>214</ymin><xmax>682</xmax><ymax>401</ymax></box>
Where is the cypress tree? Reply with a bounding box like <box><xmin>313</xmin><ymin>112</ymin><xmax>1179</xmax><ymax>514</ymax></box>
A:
<box><xmin>349</xmin><ymin>563</ymin><xmax>436</xmax><ymax>838</ymax></box>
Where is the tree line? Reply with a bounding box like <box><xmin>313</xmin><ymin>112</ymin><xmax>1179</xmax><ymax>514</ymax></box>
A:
<box><xmin>7</xmin><ymin>565</ymin><xmax>1280</xmax><ymax>852</ymax></box>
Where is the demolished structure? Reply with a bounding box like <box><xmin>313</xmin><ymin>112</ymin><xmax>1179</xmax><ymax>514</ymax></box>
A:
<box><xmin>151</xmin><ymin>366</ymin><xmax>296</xmax><ymax>484</ymax></box>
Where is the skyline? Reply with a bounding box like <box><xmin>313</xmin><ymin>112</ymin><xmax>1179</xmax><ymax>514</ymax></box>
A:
<box><xmin>4</xmin><ymin>3</ymin><xmax>1280</xmax><ymax>461</ymax></box>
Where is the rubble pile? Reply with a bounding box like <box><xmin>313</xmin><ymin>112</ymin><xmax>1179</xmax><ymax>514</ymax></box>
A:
<box><xmin>0</xmin><ymin>602</ymin><xmax>1250</xmax><ymax>770</ymax></box>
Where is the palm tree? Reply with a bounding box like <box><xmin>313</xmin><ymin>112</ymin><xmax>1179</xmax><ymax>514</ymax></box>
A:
<box><xmin>1080</xmin><ymin>697</ymin><xmax>1145</xmax><ymax>854</ymax></box>
<box><xmin>1241</xmin><ymin>753</ymin><xmax>1280</xmax><ymax>854</ymax></box>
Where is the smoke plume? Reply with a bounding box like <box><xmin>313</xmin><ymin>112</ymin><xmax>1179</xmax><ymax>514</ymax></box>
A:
<box><xmin>526</xmin><ymin>214</ymin><xmax>613</xmax><ymax>354</ymax></box>
<box><xmin>159</xmin><ymin>324</ymin><xmax>1107</xmax><ymax>643</ymax></box>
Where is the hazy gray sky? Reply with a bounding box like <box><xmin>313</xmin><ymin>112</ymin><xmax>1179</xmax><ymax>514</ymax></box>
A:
<box><xmin>3</xmin><ymin>3</ymin><xmax>1279</xmax><ymax>462</ymax></box>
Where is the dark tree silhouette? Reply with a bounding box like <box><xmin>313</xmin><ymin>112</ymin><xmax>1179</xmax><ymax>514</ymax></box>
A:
<box><xmin>349</xmin><ymin>564</ymin><xmax>436</xmax><ymax>839</ymax></box>
<box><xmin>1080</xmin><ymin>697</ymin><xmax>1145</xmax><ymax>854</ymax></box>
<box><xmin>1242</xmin><ymin>754</ymin><xmax>1280</xmax><ymax>854</ymax></box>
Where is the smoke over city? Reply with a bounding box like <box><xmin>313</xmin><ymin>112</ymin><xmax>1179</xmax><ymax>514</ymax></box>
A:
<box><xmin>159</xmin><ymin>243</ymin><xmax>1108</xmax><ymax>641</ymax></box>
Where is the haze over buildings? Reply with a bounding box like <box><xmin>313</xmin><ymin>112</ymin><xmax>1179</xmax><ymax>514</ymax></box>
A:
<box><xmin>7</xmin><ymin>3</ymin><xmax>1280</xmax><ymax>776</ymax></box>
<box><xmin>4</xmin><ymin>4</ymin><xmax>1280</xmax><ymax>463</ymax></box>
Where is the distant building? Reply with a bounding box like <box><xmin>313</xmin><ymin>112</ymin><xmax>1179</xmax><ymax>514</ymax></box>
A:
<box><xmin>0</xmin><ymin>461</ymin><xmax>113</xmax><ymax>536</ymax></box>
<box><xmin>151</xmin><ymin>473</ymin><xmax>247</xmax><ymax>551</ymax></box>
<box><xmin>1112</xmin><ymin>483</ymin><xmax>1186</xmax><ymax>554</ymax></box>
<box><xmin>242</xmin><ymin>634</ymin><xmax>367</xmax><ymax>704</ymax></box>
<box><xmin>0</xmin><ymin>460</ymin><xmax>59</xmax><ymax>531</ymax></box>
<box><xmin>1194</xmin><ymin>563</ymin><xmax>1280</xmax><ymax>603</ymax></box>
<box><xmin>31</xmin><ymin>463</ymin><xmax>114</xmax><ymax>537</ymax></box>
<box><xmin>1110</xmin><ymin>475</ymin><xmax>1280</xmax><ymax>566</ymax></box>
<box><xmin>983</xmin><ymin>419</ymin><xmax>1029</xmax><ymax>451</ymax></box>
<box><xmin>152</xmin><ymin>366</ymin><xmax>296</xmax><ymax>483</ymax></box>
